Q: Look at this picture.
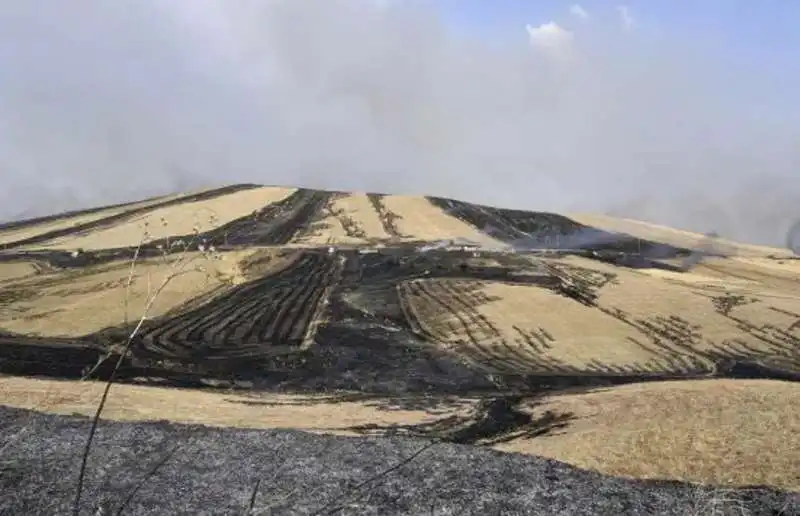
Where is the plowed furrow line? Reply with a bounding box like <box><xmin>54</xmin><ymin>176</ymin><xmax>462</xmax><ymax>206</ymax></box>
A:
<box><xmin>266</xmin><ymin>265</ymin><xmax>328</xmax><ymax>343</ymax></box>
<box><xmin>236</xmin><ymin>285</ymin><xmax>295</xmax><ymax>343</ymax></box>
<box><xmin>180</xmin><ymin>299</ymin><xmax>252</xmax><ymax>346</ymax></box>
<box><xmin>279</xmin><ymin>275</ymin><xmax>325</xmax><ymax>342</ymax></box>
<box><xmin>239</xmin><ymin>286</ymin><xmax>295</xmax><ymax>343</ymax></box>
<box><xmin>137</xmin><ymin>298</ymin><xmax>234</xmax><ymax>356</ymax></box>
<box><xmin>145</xmin><ymin>282</ymin><xmax>266</xmax><ymax>347</ymax></box>
<box><xmin>140</xmin><ymin>303</ymin><xmax>227</xmax><ymax>356</ymax></box>
<box><xmin>416</xmin><ymin>281</ymin><xmax>524</xmax><ymax>371</ymax></box>
<box><xmin>214</xmin><ymin>294</ymin><xmax>280</xmax><ymax>345</ymax></box>
<box><xmin>437</xmin><ymin>281</ymin><xmax>499</xmax><ymax>340</ymax></box>
<box><xmin>260</xmin><ymin>283</ymin><xmax>311</xmax><ymax>342</ymax></box>
<box><xmin>276</xmin><ymin>286</ymin><xmax>317</xmax><ymax>343</ymax></box>
<box><xmin>510</xmin><ymin>342</ymin><xmax>556</xmax><ymax>372</ymax></box>
<box><xmin>228</xmin><ymin>289</ymin><xmax>284</xmax><ymax>344</ymax></box>
<box><xmin>133</xmin><ymin>252</ymin><xmax>338</xmax><ymax>361</ymax></box>
<box><xmin>403</xmin><ymin>282</ymin><xmax>451</xmax><ymax>343</ymax></box>
<box><xmin>412</xmin><ymin>282</ymin><xmax>497</xmax><ymax>365</ymax></box>
<box><xmin>139</xmin><ymin>270</ymin><xmax>291</xmax><ymax>355</ymax></box>
<box><xmin>500</xmin><ymin>337</ymin><xmax>540</xmax><ymax>366</ymax></box>
<box><xmin>470</xmin><ymin>341</ymin><xmax>529</xmax><ymax>373</ymax></box>
<box><xmin>291</xmin><ymin>262</ymin><xmax>336</xmax><ymax>342</ymax></box>
<box><xmin>235</xmin><ymin>254</ymin><xmax>321</xmax><ymax>343</ymax></box>
<box><xmin>417</xmin><ymin>281</ymin><xmax>498</xmax><ymax>346</ymax></box>
<box><xmin>203</xmin><ymin>298</ymin><xmax>267</xmax><ymax>349</ymax></box>
<box><xmin>397</xmin><ymin>282</ymin><xmax>446</xmax><ymax>343</ymax></box>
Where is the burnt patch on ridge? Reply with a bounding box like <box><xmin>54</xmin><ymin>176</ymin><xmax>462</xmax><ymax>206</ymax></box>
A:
<box><xmin>427</xmin><ymin>196</ymin><xmax>690</xmax><ymax>257</ymax></box>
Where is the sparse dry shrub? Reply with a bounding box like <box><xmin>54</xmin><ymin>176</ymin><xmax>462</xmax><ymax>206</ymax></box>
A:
<box><xmin>73</xmin><ymin>209</ymin><xmax>228</xmax><ymax>515</ymax></box>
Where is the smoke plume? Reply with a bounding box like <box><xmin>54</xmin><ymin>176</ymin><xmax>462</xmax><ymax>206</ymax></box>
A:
<box><xmin>1</xmin><ymin>0</ymin><xmax>797</xmax><ymax>245</ymax></box>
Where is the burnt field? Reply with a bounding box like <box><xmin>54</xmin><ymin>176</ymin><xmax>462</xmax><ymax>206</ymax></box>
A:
<box><xmin>427</xmin><ymin>195</ymin><xmax>692</xmax><ymax>256</ymax></box>
<box><xmin>2</xmin><ymin>244</ymin><xmax>798</xmax><ymax>395</ymax></box>
<box><xmin>1</xmin><ymin>190</ymin><xmax>798</xmax><ymax>395</ymax></box>
<box><xmin>130</xmin><ymin>252</ymin><xmax>342</xmax><ymax>362</ymax></box>
<box><xmin>0</xmin><ymin>188</ymin><xmax>334</xmax><ymax>269</ymax></box>
<box><xmin>0</xmin><ymin>249</ymin><xmax>557</xmax><ymax>391</ymax></box>
<box><xmin>0</xmin><ymin>184</ymin><xmax>266</xmax><ymax>251</ymax></box>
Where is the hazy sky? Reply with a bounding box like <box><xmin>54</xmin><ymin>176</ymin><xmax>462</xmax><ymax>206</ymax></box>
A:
<box><xmin>0</xmin><ymin>1</ymin><xmax>798</xmax><ymax>245</ymax></box>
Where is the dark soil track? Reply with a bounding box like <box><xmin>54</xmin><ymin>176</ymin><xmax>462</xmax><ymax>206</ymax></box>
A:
<box><xmin>367</xmin><ymin>193</ymin><xmax>406</xmax><ymax>238</ymax></box>
<box><xmin>0</xmin><ymin>334</ymin><xmax>104</xmax><ymax>378</ymax></box>
<box><xmin>189</xmin><ymin>188</ymin><xmax>334</xmax><ymax>247</ymax></box>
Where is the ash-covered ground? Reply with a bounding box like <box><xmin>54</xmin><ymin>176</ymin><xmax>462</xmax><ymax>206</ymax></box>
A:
<box><xmin>1</xmin><ymin>406</ymin><xmax>797</xmax><ymax>516</ymax></box>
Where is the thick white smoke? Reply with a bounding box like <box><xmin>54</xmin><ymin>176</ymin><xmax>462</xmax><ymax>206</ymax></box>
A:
<box><xmin>0</xmin><ymin>1</ymin><xmax>797</xmax><ymax>245</ymax></box>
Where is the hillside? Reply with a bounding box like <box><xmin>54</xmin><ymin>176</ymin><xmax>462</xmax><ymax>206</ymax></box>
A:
<box><xmin>1</xmin><ymin>184</ymin><xmax>798</xmax><ymax>513</ymax></box>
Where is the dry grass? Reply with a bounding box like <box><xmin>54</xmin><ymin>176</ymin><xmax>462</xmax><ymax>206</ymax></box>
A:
<box><xmin>381</xmin><ymin>195</ymin><xmax>505</xmax><ymax>246</ymax></box>
<box><xmin>293</xmin><ymin>193</ymin><xmax>390</xmax><ymax>245</ymax></box>
<box><xmin>0</xmin><ymin>376</ymin><xmax>458</xmax><ymax>434</ymax></box>
<box><xmin>0</xmin><ymin>192</ymin><xmax>189</xmax><ymax>247</ymax></box>
<box><xmin>2</xmin><ymin>376</ymin><xmax>797</xmax><ymax>492</ymax></box>
<box><xmin>0</xmin><ymin>260</ymin><xmax>44</xmax><ymax>283</ymax></box>
<box><xmin>497</xmin><ymin>379</ymin><xmax>800</xmax><ymax>492</ymax></box>
<box><xmin>0</xmin><ymin>248</ymin><xmax>280</xmax><ymax>337</ymax></box>
<box><xmin>693</xmin><ymin>257</ymin><xmax>800</xmax><ymax>294</ymax></box>
<box><xmin>402</xmin><ymin>251</ymin><xmax>800</xmax><ymax>375</ymax></box>
<box><xmin>22</xmin><ymin>187</ymin><xmax>295</xmax><ymax>251</ymax></box>
<box><xmin>292</xmin><ymin>193</ymin><xmax>509</xmax><ymax>246</ymax></box>
<box><xmin>568</xmin><ymin>212</ymin><xmax>792</xmax><ymax>258</ymax></box>
<box><xmin>403</xmin><ymin>278</ymin><xmax>657</xmax><ymax>371</ymax></box>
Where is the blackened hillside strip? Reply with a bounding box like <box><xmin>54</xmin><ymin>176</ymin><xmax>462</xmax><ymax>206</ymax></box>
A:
<box><xmin>0</xmin><ymin>192</ymin><xmax>326</xmax><ymax>267</ymax></box>
<box><xmin>427</xmin><ymin>196</ymin><xmax>689</xmax><ymax>255</ymax></box>
<box><xmin>0</xmin><ymin>190</ymin><xmax>329</xmax><ymax>268</ymax></box>
<box><xmin>0</xmin><ymin>184</ymin><xmax>263</xmax><ymax>250</ymax></box>
<box><xmin>0</xmin><ymin>333</ymin><xmax>105</xmax><ymax>378</ymax></box>
<box><xmin>201</xmin><ymin>188</ymin><xmax>334</xmax><ymax>246</ymax></box>
<box><xmin>427</xmin><ymin>196</ymin><xmax>527</xmax><ymax>240</ymax></box>
<box><xmin>427</xmin><ymin>195</ymin><xmax>600</xmax><ymax>242</ymax></box>
<box><xmin>118</xmin><ymin>188</ymin><xmax>333</xmax><ymax>253</ymax></box>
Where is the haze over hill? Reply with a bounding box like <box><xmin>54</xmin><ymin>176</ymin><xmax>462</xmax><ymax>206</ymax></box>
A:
<box><xmin>1</xmin><ymin>1</ymin><xmax>799</xmax><ymax>246</ymax></box>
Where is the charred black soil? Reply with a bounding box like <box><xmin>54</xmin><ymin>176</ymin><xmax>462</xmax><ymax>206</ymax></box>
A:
<box><xmin>3</xmin><ymin>405</ymin><xmax>797</xmax><ymax>516</ymax></box>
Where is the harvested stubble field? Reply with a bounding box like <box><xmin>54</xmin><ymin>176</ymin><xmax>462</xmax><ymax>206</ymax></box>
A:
<box><xmin>0</xmin><ymin>184</ymin><xmax>798</xmax><ymax>514</ymax></box>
